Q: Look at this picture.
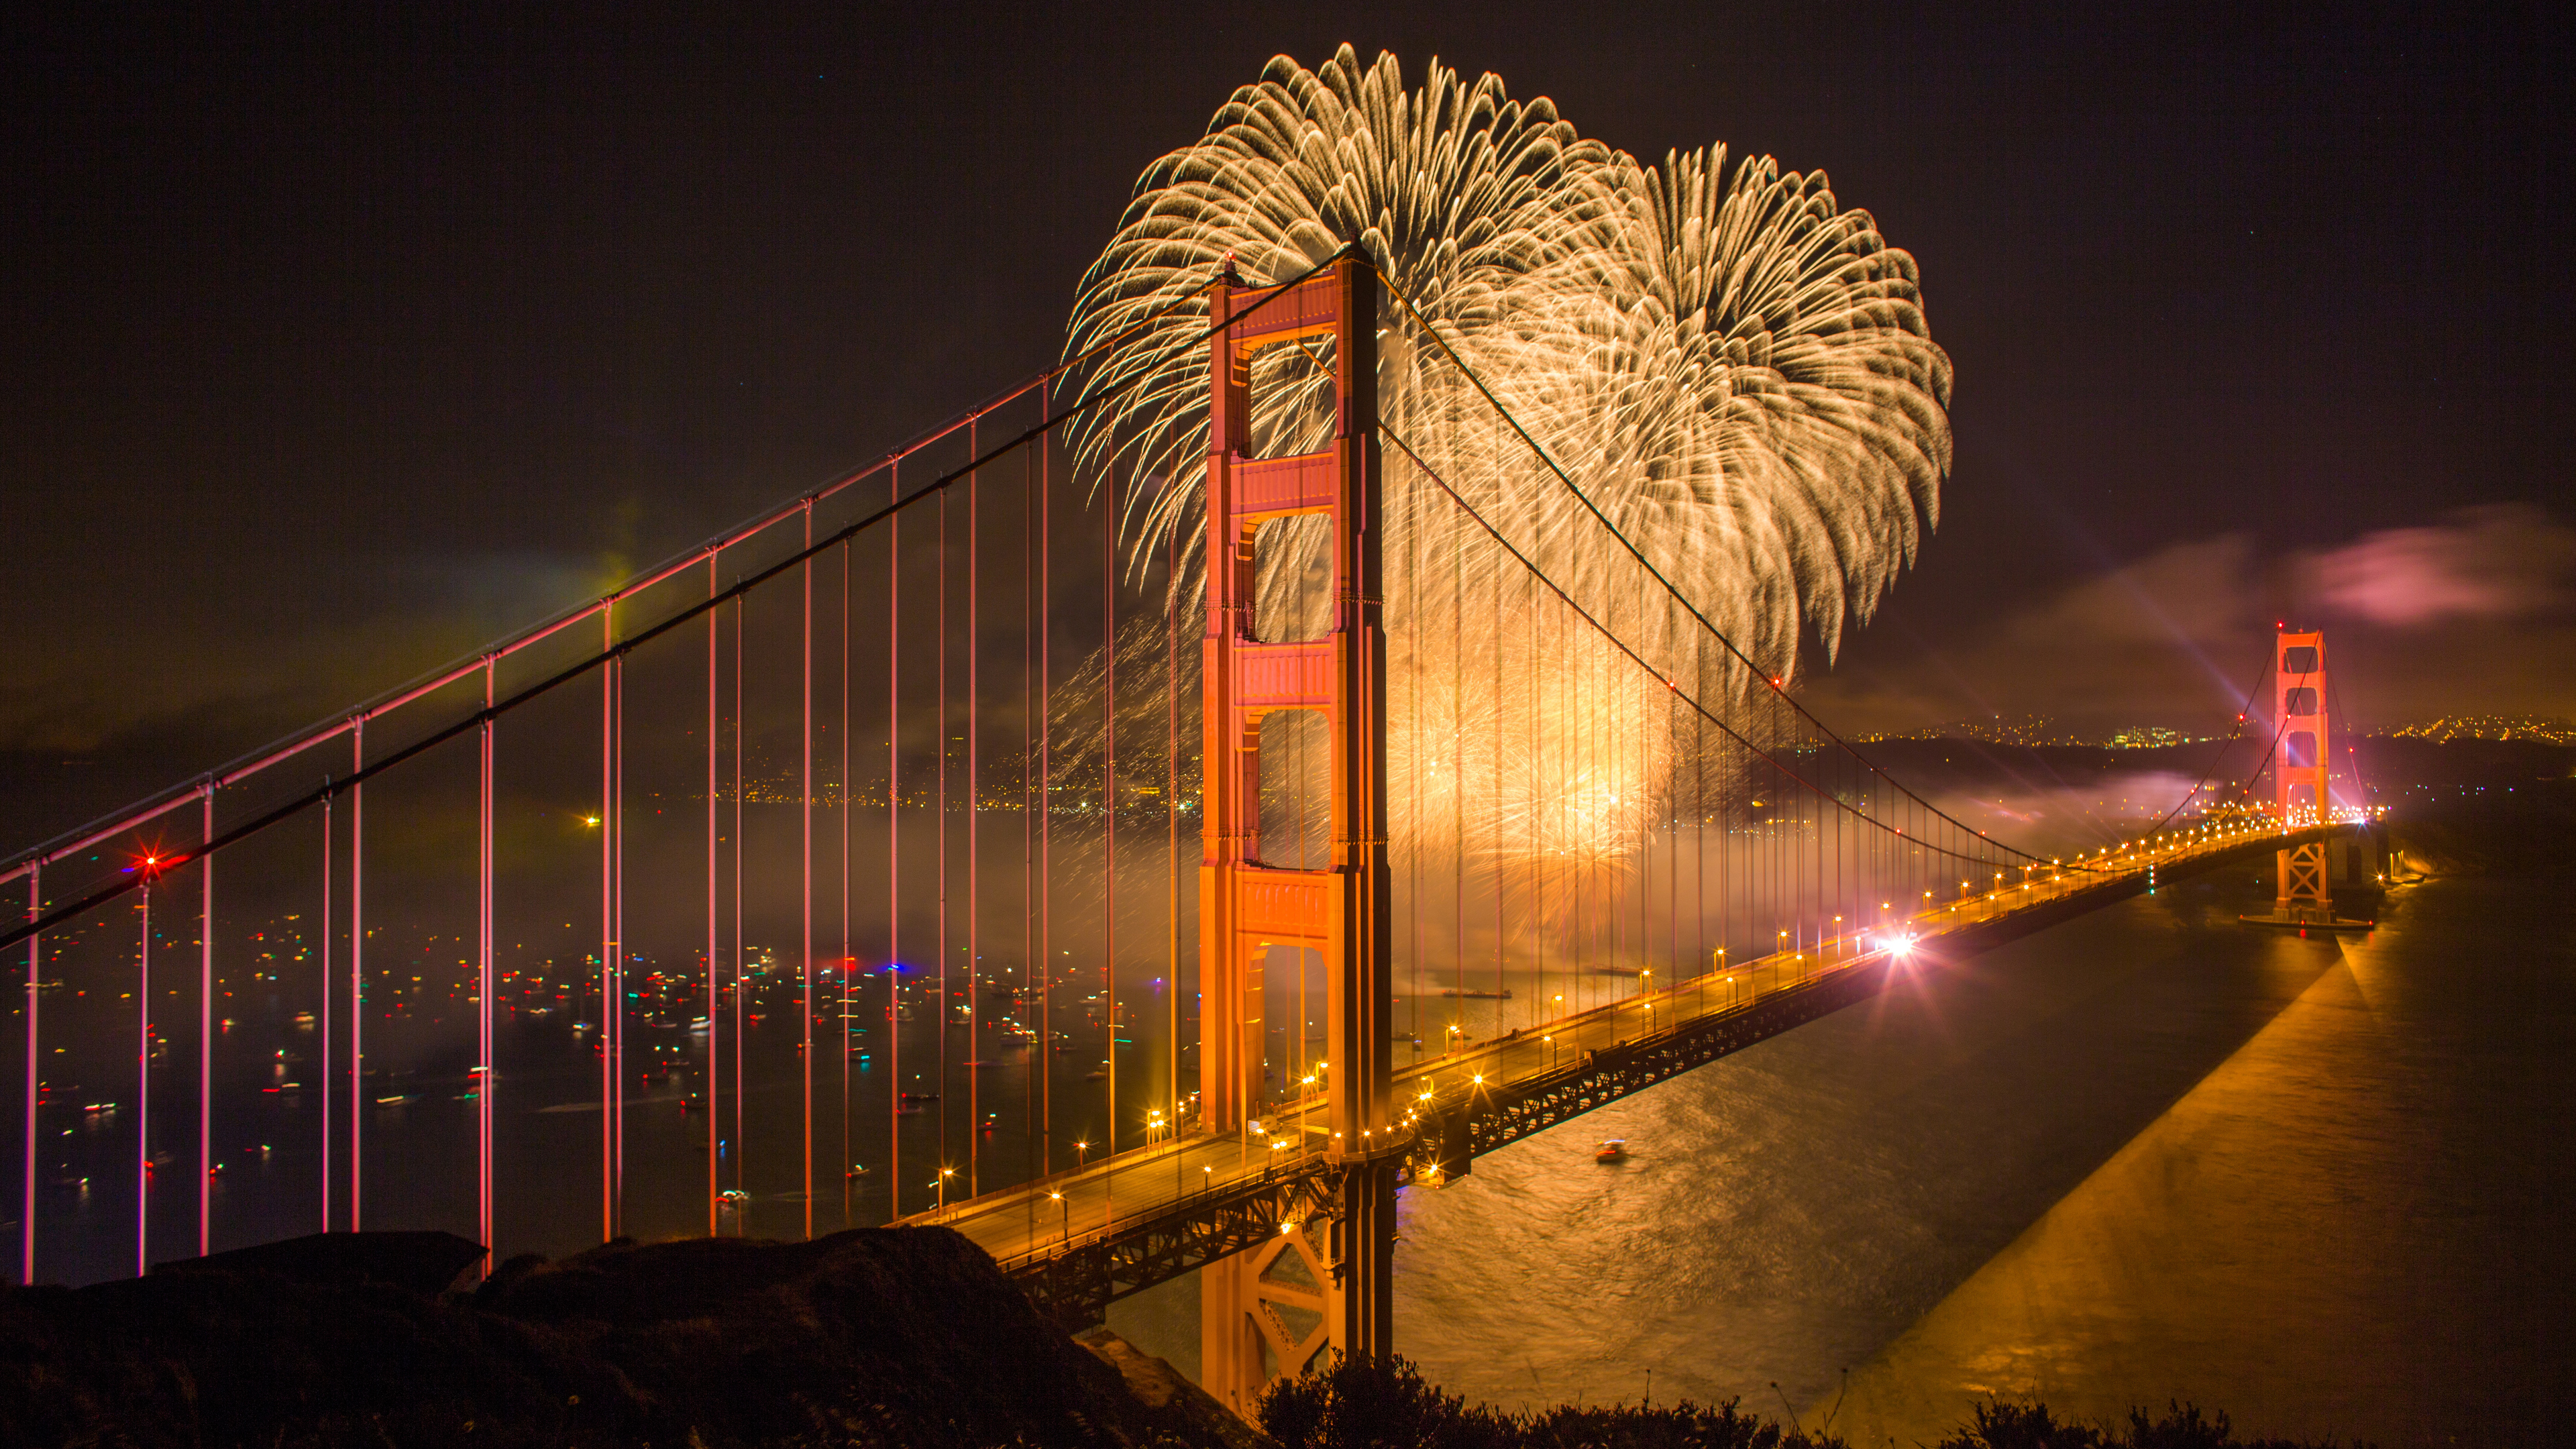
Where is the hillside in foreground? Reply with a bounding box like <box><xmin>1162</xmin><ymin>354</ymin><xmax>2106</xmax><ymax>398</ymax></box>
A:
<box><xmin>0</xmin><ymin>1226</ymin><xmax>2394</xmax><ymax>1448</ymax></box>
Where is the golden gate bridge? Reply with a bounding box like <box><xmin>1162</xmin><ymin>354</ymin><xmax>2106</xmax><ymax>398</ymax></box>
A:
<box><xmin>0</xmin><ymin>247</ymin><xmax>2373</xmax><ymax>1416</ymax></box>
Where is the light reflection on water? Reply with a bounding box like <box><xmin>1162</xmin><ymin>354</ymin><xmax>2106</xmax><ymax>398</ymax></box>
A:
<box><xmin>28</xmin><ymin>846</ymin><xmax>2564</xmax><ymax>1445</ymax></box>
<box><xmin>1382</xmin><ymin>870</ymin><xmax>2566</xmax><ymax>1446</ymax></box>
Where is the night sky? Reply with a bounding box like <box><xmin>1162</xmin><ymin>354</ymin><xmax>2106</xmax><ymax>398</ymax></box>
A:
<box><xmin>5</xmin><ymin>3</ymin><xmax>2569</xmax><ymax>849</ymax></box>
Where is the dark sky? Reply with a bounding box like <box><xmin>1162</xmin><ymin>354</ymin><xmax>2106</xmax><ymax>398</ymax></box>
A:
<box><xmin>5</xmin><ymin>2</ymin><xmax>2571</xmax><ymax>847</ymax></box>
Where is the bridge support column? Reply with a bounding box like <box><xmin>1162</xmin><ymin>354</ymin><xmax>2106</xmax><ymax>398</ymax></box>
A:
<box><xmin>1201</xmin><ymin>1217</ymin><xmax>1334</xmax><ymax>1419</ymax></box>
<box><xmin>2273</xmin><ymin>630</ymin><xmax>2332</xmax><ymax>923</ymax></box>
<box><xmin>1195</xmin><ymin>252</ymin><xmax>1391</xmax><ymax>1419</ymax></box>
<box><xmin>1329</xmin><ymin>1157</ymin><xmax>1398</xmax><ymax>1356</ymax></box>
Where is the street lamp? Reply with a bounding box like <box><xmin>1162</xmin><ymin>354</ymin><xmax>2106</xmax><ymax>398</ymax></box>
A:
<box><xmin>937</xmin><ymin>1166</ymin><xmax>955</xmax><ymax>1210</ymax></box>
<box><xmin>1050</xmin><ymin>1189</ymin><xmax>1067</xmax><ymax>1243</ymax></box>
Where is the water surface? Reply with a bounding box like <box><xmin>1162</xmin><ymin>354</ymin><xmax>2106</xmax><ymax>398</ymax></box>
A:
<box><xmin>1110</xmin><ymin>867</ymin><xmax>2566</xmax><ymax>1446</ymax></box>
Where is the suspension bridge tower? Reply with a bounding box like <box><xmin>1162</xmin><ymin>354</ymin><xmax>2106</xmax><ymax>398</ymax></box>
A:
<box><xmin>2273</xmin><ymin>629</ymin><xmax>2332</xmax><ymax>922</ymax></box>
<box><xmin>1195</xmin><ymin>254</ymin><xmax>1400</xmax><ymax>1413</ymax></box>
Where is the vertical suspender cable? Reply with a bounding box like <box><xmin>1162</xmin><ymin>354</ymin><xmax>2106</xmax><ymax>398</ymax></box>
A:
<box><xmin>1546</xmin><ymin>580</ymin><xmax>1566</xmax><ymax>1000</ymax></box>
<box><xmin>841</xmin><ymin>539</ymin><xmax>854</xmax><ymax>1222</ymax></box>
<box><xmin>20</xmin><ymin>867</ymin><xmax>37</xmax><ymax>1283</ymax></box>
<box><xmin>936</xmin><ymin>484</ymin><xmax>951</xmax><ymax>1193</ymax></box>
<box><xmin>197</xmin><ymin>791</ymin><xmax>211</xmax><ymax>1258</ymax></box>
<box><xmin>479</xmin><ymin>659</ymin><xmax>496</xmax><ymax>1260</ymax></box>
<box><xmin>888</xmin><ymin>465</ymin><xmax>902</xmax><ymax>1216</ymax></box>
<box><xmin>1038</xmin><ymin>384</ymin><xmax>1053</xmax><ymax>1177</ymax></box>
<box><xmin>612</xmin><ymin>641</ymin><xmax>628</xmax><ymax>1231</ymax></box>
<box><xmin>1450</xmin><ymin>529</ymin><xmax>1462</xmax><ymax>1022</ymax></box>
<box><xmin>319</xmin><ymin>794</ymin><xmax>330</xmax><ymax>1232</ymax></box>
<box><xmin>350</xmin><ymin>723</ymin><xmax>363</xmax><ymax>1231</ymax></box>
<box><xmin>1022</xmin><ymin>433</ymin><xmax>1038</xmax><ymax>1192</ymax></box>
<box><xmin>706</xmin><ymin>559</ymin><xmax>720</xmax><ymax>1237</ymax></box>
<box><xmin>1532</xmin><ymin>575</ymin><xmax>1546</xmax><ymax>1026</ymax></box>
<box><xmin>963</xmin><ymin>423</ymin><xmax>968</xmax><ymax>1191</ymax></box>
<box><xmin>802</xmin><ymin>504</ymin><xmax>816</xmax><ymax>1240</ymax></box>
<box><xmin>1403</xmin><ymin>482</ymin><xmax>1418</xmax><ymax>1043</ymax></box>
<box><xmin>1407</xmin><ymin>477</ymin><xmax>1423</xmax><ymax>1041</ymax></box>
<box><xmin>1492</xmin><ymin>560</ymin><xmax>1503</xmax><ymax>1011</ymax></box>
<box><xmin>733</xmin><ymin>598</ymin><xmax>746</xmax><ymax>1210</ymax></box>
<box><xmin>137</xmin><ymin>877</ymin><xmax>151</xmax><ymax>1277</ymax></box>
<box><xmin>1690</xmin><ymin>643</ymin><xmax>1703</xmax><ymax>984</ymax></box>
<box><xmin>600</xmin><ymin>612</ymin><xmax>615</xmax><ymax>1241</ymax></box>
<box><xmin>1102</xmin><ymin>469</ymin><xmax>1116</xmax><ymax>1162</ymax></box>
<box><xmin>1580</xmin><ymin>631</ymin><xmax>1592</xmax><ymax>990</ymax></box>
<box><xmin>1165</xmin><ymin>514</ymin><xmax>1178</xmax><ymax>1142</ymax></box>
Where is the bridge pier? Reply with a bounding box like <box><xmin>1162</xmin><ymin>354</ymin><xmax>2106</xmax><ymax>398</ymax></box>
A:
<box><xmin>1197</xmin><ymin>1156</ymin><xmax>1398</xmax><ymax>1417</ymax></box>
<box><xmin>1329</xmin><ymin>1157</ymin><xmax>1399</xmax><ymax>1359</ymax></box>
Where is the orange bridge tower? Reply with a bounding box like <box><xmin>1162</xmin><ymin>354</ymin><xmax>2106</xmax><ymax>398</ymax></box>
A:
<box><xmin>2273</xmin><ymin>629</ymin><xmax>2332</xmax><ymax>920</ymax></box>
<box><xmin>1194</xmin><ymin>254</ymin><xmax>1400</xmax><ymax>1415</ymax></box>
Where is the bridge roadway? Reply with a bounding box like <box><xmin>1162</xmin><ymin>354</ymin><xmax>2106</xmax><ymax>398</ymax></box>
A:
<box><xmin>901</xmin><ymin>817</ymin><xmax>2357</xmax><ymax>1324</ymax></box>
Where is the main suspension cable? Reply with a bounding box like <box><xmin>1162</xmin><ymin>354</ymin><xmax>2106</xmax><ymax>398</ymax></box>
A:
<box><xmin>1364</xmin><ymin>257</ymin><xmax>2068</xmax><ymax>870</ymax></box>
<box><xmin>2140</xmin><ymin>639</ymin><xmax>2274</xmax><ymax>837</ymax></box>
<box><xmin>1385</xmin><ymin>425</ymin><xmax>2061</xmax><ymax>876</ymax></box>
<box><xmin>0</xmin><ymin>250</ymin><xmax>1357</xmax><ymax>955</ymax></box>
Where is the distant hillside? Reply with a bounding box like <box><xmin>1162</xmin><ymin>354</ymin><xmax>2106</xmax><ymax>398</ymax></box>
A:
<box><xmin>1853</xmin><ymin>736</ymin><xmax>2573</xmax><ymax>806</ymax></box>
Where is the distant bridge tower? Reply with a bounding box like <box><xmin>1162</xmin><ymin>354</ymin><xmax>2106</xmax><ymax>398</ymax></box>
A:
<box><xmin>1195</xmin><ymin>254</ymin><xmax>1399</xmax><ymax>1415</ymax></box>
<box><xmin>2273</xmin><ymin>629</ymin><xmax>2331</xmax><ymax>921</ymax></box>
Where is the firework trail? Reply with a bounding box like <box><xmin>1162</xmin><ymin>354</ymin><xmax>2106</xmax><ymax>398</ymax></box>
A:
<box><xmin>1055</xmin><ymin>46</ymin><xmax>1951</xmax><ymax>923</ymax></box>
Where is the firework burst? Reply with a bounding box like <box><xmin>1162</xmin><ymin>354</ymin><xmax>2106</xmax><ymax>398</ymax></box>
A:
<box><xmin>1060</xmin><ymin>46</ymin><xmax>1951</xmax><ymax>922</ymax></box>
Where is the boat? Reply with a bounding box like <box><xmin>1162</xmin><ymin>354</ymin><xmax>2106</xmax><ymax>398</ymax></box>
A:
<box><xmin>1595</xmin><ymin>1138</ymin><xmax>1627</xmax><ymax>1163</ymax></box>
<box><xmin>1440</xmin><ymin>988</ymin><xmax>1513</xmax><ymax>1000</ymax></box>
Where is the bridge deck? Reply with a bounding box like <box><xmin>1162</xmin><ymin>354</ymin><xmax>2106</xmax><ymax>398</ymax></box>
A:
<box><xmin>908</xmin><ymin>819</ymin><xmax>2349</xmax><ymax>1283</ymax></box>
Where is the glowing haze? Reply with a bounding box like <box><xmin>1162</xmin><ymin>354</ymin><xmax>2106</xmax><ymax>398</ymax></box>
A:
<box><xmin>1063</xmin><ymin>47</ymin><xmax>1953</xmax><ymax>896</ymax></box>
